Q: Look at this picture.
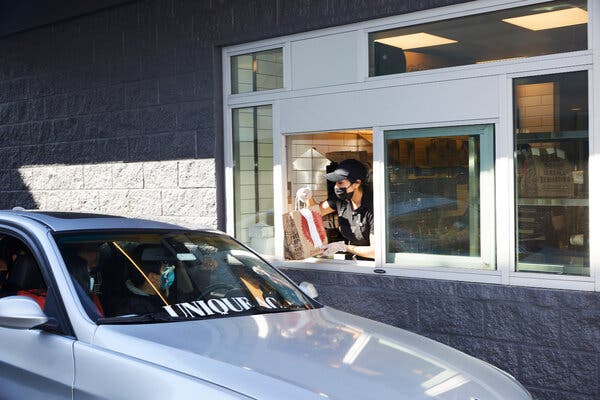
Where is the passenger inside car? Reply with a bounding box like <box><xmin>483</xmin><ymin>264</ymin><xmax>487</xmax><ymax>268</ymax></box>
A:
<box><xmin>0</xmin><ymin>239</ymin><xmax>47</xmax><ymax>309</ymax></box>
<box><xmin>114</xmin><ymin>244</ymin><xmax>176</xmax><ymax>316</ymax></box>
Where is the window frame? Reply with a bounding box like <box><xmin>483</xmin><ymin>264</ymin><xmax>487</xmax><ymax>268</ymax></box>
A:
<box><xmin>363</xmin><ymin>0</ymin><xmax>590</xmax><ymax>80</ymax></box>
<box><xmin>505</xmin><ymin>66</ymin><xmax>596</xmax><ymax>290</ymax></box>
<box><xmin>225</xmin><ymin>43</ymin><xmax>290</xmax><ymax>98</ymax></box>
<box><xmin>381</xmin><ymin>123</ymin><xmax>496</xmax><ymax>270</ymax></box>
<box><xmin>222</xmin><ymin>0</ymin><xmax>600</xmax><ymax>291</ymax></box>
<box><xmin>0</xmin><ymin>225</ymin><xmax>75</xmax><ymax>337</ymax></box>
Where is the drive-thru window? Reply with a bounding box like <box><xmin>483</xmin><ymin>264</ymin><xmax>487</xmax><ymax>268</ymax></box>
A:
<box><xmin>223</xmin><ymin>0</ymin><xmax>598</xmax><ymax>291</ymax></box>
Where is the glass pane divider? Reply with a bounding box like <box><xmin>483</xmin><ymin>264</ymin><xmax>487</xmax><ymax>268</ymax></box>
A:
<box><xmin>272</xmin><ymin>101</ymin><xmax>285</xmax><ymax>260</ymax></box>
<box><xmin>588</xmin><ymin>0</ymin><xmax>600</xmax><ymax>290</ymax></box>
<box><xmin>373</xmin><ymin>126</ymin><xmax>386</xmax><ymax>268</ymax></box>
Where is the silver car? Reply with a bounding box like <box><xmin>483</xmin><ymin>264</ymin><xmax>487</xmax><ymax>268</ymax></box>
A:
<box><xmin>0</xmin><ymin>211</ymin><xmax>531</xmax><ymax>399</ymax></box>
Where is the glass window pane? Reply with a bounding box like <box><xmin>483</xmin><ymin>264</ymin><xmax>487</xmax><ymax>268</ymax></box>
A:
<box><xmin>514</xmin><ymin>71</ymin><xmax>589</xmax><ymax>275</ymax></box>
<box><xmin>233</xmin><ymin>106</ymin><xmax>274</xmax><ymax>255</ymax></box>
<box><xmin>231</xmin><ymin>48</ymin><xmax>283</xmax><ymax>94</ymax></box>
<box><xmin>369</xmin><ymin>0</ymin><xmax>587</xmax><ymax>76</ymax></box>
<box><xmin>386</xmin><ymin>125</ymin><xmax>493</xmax><ymax>266</ymax></box>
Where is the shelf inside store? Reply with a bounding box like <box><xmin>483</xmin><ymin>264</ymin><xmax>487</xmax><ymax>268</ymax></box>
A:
<box><xmin>518</xmin><ymin>198</ymin><xmax>588</xmax><ymax>207</ymax></box>
<box><xmin>515</xmin><ymin>130</ymin><xmax>588</xmax><ymax>143</ymax></box>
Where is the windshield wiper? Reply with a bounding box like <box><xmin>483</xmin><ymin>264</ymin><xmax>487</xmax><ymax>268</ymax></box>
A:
<box><xmin>97</xmin><ymin>312</ymin><xmax>184</xmax><ymax>325</ymax></box>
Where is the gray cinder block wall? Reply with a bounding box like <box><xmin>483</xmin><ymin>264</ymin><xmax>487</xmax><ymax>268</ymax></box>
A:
<box><xmin>4</xmin><ymin>1</ymin><xmax>599</xmax><ymax>399</ymax></box>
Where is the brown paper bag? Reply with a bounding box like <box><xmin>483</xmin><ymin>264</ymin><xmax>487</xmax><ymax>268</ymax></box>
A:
<box><xmin>283</xmin><ymin>206</ymin><xmax>327</xmax><ymax>260</ymax></box>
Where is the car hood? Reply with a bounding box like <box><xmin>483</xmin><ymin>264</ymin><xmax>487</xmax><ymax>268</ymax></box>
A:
<box><xmin>92</xmin><ymin>307</ymin><xmax>530</xmax><ymax>400</ymax></box>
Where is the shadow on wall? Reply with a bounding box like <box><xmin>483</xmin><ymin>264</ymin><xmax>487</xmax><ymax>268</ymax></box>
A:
<box><xmin>0</xmin><ymin>1</ymin><xmax>222</xmax><ymax>226</ymax></box>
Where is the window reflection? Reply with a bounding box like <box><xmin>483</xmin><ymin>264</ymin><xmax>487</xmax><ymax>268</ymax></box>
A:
<box><xmin>514</xmin><ymin>71</ymin><xmax>589</xmax><ymax>275</ymax></box>
<box><xmin>369</xmin><ymin>0</ymin><xmax>587</xmax><ymax>76</ymax></box>
<box><xmin>233</xmin><ymin>105</ymin><xmax>274</xmax><ymax>254</ymax></box>
<box><xmin>231</xmin><ymin>48</ymin><xmax>283</xmax><ymax>94</ymax></box>
<box><xmin>385</xmin><ymin>125</ymin><xmax>493</xmax><ymax>265</ymax></box>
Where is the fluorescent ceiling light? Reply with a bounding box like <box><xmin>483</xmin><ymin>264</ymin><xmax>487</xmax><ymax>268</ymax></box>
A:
<box><xmin>375</xmin><ymin>33</ymin><xmax>457</xmax><ymax>50</ymax></box>
<box><xmin>502</xmin><ymin>7</ymin><xmax>587</xmax><ymax>31</ymax></box>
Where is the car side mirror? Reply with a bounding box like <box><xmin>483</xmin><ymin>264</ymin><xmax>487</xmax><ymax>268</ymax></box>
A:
<box><xmin>298</xmin><ymin>281</ymin><xmax>319</xmax><ymax>299</ymax></box>
<box><xmin>0</xmin><ymin>296</ymin><xmax>49</xmax><ymax>329</ymax></box>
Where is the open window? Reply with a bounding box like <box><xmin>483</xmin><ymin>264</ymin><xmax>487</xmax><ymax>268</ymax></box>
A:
<box><xmin>285</xmin><ymin>130</ymin><xmax>373</xmax><ymax>260</ymax></box>
<box><xmin>0</xmin><ymin>234</ymin><xmax>69</xmax><ymax>332</ymax></box>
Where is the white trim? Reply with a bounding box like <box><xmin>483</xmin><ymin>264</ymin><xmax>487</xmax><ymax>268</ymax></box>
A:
<box><xmin>272</xmin><ymin>101</ymin><xmax>285</xmax><ymax>260</ymax></box>
<box><xmin>497</xmin><ymin>74</ymin><xmax>513</xmax><ymax>285</ymax></box>
<box><xmin>227</xmin><ymin>52</ymin><xmax>592</xmax><ymax>108</ymax></box>
<box><xmin>372</xmin><ymin>126</ymin><xmax>386</xmax><ymax>265</ymax></box>
<box><xmin>357</xmin><ymin>29</ymin><xmax>369</xmax><ymax>82</ymax></box>
<box><xmin>591</xmin><ymin>0</ymin><xmax>600</xmax><ymax>290</ymax></box>
<box><xmin>587</xmin><ymin>68</ymin><xmax>596</xmax><ymax>288</ymax></box>
<box><xmin>222</xmin><ymin>49</ymin><xmax>235</xmax><ymax>236</ymax></box>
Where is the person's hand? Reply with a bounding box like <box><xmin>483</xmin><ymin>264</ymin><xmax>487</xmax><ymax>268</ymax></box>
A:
<box><xmin>321</xmin><ymin>241</ymin><xmax>346</xmax><ymax>256</ymax></box>
<box><xmin>296</xmin><ymin>187</ymin><xmax>312</xmax><ymax>204</ymax></box>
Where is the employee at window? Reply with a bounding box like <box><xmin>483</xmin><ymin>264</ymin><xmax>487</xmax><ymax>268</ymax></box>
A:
<box><xmin>306</xmin><ymin>159</ymin><xmax>375</xmax><ymax>260</ymax></box>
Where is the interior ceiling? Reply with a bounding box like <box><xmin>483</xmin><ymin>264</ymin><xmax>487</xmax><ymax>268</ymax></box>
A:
<box><xmin>374</xmin><ymin>1</ymin><xmax>587</xmax><ymax>63</ymax></box>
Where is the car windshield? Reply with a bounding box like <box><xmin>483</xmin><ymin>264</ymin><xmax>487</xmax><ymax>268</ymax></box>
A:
<box><xmin>54</xmin><ymin>231</ymin><xmax>317</xmax><ymax>324</ymax></box>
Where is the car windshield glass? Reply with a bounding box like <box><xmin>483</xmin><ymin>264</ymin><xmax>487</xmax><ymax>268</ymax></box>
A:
<box><xmin>54</xmin><ymin>231</ymin><xmax>317</xmax><ymax>323</ymax></box>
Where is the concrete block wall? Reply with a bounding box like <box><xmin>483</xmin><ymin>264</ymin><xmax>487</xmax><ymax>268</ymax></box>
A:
<box><xmin>17</xmin><ymin>159</ymin><xmax>217</xmax><ymax>228</ymax></box>
<box><xmin>283</xmin><ymin>269</ymin><xmax>600</xmax><ymax>400</ymax></box>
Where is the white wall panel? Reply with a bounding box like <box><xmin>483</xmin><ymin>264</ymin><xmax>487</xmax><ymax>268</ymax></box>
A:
<box><xmin>291</xmin><ymin>31</ymin><xmax>359</xmax><ymax>90</ymax></box>
<box><xmin>281</xmin><ymin>76</ymin><xmax>499</xmax><ymax>132</ymax></box>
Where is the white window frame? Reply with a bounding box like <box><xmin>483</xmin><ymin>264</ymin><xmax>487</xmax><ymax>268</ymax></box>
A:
<box><xmin>223</xmin><ymin>0</ymin><xmax>599</xmax><ymax>291</ymax></box>
<box><xmin>226</xmin><ymin>42</ymin><xmax>290</xmax><ymax>98</ymax></box>
<box><xmin>378</xmin><ymin>122</ymin><xmax>496</xmax><ymax>270</ymax></box>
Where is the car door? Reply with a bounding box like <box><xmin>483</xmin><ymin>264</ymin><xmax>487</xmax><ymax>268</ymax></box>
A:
<box><xmin>0</xmin><ymin>233</ymin><xmax>75</xmax><ymax>400</ymax></box>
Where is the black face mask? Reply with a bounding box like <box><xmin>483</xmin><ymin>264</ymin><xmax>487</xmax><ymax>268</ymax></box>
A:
<box><xmin>334</xmin><ymin>186</ymin><xmax>354</xmax><ymax>201</ymax></box>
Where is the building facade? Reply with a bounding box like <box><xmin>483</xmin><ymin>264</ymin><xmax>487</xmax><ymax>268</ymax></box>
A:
<box><xmin>1</xmin><ymin>1</ymin><xmax>600</xmax><ymax>399</ymax></box>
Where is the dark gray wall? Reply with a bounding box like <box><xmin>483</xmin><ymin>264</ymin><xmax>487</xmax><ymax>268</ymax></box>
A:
<box><xmin>0</xmin><ymin>0</ymin><xmax>132</xmax><ymax>37</ymax></box>
<box><xmin>283</xmin><ymin>269</ymin><xmax>600</xmax><ymax>400</ymax></box>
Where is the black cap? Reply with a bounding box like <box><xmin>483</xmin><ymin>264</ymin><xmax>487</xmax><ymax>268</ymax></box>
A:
<box><xmin>325</xmin><ymin>159</ymin><xmax>367</xmax><ymax>183</ymax></box>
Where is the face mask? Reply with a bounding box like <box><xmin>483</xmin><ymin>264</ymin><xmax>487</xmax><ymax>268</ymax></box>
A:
<box><xmin>334</xmin><ymin>186</ymin><xmax>354</xmax><ymax>201</ymax></box>
<box><xmin>160</xmin><ymin>265</ymin><xmax>175</xmax><ymax>290</ymax></box>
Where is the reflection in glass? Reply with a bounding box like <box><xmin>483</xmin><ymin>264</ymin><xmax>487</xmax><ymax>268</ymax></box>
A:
<box><xmin>514</xmin><ymin>71</ymin><xmax>589</xmax><ymax>275</ymax></box>
<box><xmin>369</xmin><ymin>0</ymin><xmax>587</xmax><ymax>76</ymax></box>
<box><xmin>386</xmin><ymin>128</ymin><xmax>484</xmax><ymax>261</ymax></box>
<box><xmin>231</xmin><ymin>48</ymin><xmax>283</xmax><ymax>94</ymax></box>
<box><xmin>233</xmin><ymin>106</ymin><xmax>274</xmax><ymax>254</ymax></box>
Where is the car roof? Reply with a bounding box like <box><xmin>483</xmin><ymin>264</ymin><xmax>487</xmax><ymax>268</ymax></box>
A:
<box><xmin>0</xmin><ymin>210</ymin><xmax>190</xmax><ymax>232</ymax></box>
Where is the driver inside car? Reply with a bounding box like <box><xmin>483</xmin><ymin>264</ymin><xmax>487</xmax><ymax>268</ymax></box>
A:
<box><xmin>116</xmin><ymin>257</ymin><xmax>175</xmax><ymax>316</ymax></box>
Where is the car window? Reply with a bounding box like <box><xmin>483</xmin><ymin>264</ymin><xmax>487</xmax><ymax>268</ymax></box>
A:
<box><xmin>54</xmin><ymin>231</ymin><xmax>317</xmax><ymax>323</ymax></box>
<box><xmin>0</xmin><ymin>234</ymin><xmax>67</xmax><ymax>332</ymax></box>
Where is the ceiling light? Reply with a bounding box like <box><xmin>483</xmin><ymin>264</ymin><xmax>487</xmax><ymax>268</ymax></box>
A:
<box><xmin>502</xmin><ymin>7</ymin><xmax>587</xmax><ymax>31</ymax></box>
<box><xmin>375</xmin><ymin>33</ymin><xmax>457</xmax><ymax>50</ymax></box>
